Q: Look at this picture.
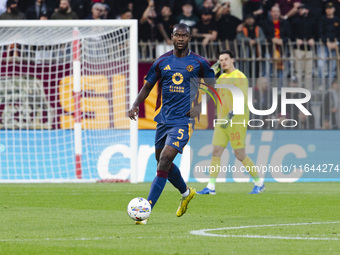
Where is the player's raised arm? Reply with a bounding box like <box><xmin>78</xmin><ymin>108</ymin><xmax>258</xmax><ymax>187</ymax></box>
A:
<box><xmin>128</xmin><ymin>81</ymin><xmax>155</xmax><ymax>121</ymax></box>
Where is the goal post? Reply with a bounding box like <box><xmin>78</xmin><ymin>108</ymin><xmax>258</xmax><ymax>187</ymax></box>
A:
<box><xmin>0</xmin><ymin>20</ymin><xmax>138</xmax><ymax>183</ymax></box>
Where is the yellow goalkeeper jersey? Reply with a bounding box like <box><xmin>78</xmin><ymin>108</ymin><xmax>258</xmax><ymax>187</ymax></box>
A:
<box><xmin>216</xmin><ymin>69</ymin><xmax>249</xmax><ymax>121</ymax></box>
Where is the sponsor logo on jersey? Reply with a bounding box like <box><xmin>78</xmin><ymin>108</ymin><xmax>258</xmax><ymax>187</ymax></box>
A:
<box><xmin>172</xmin><ymin>72</ymin><xmax>183</xmax><ymax>85</ymax></box>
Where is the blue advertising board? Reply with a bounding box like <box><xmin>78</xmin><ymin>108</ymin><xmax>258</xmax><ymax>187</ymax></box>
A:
<box><xmin>0</xmin><ymin>130</ymin><xmax>339</xmax><ymax>182</ymax></box>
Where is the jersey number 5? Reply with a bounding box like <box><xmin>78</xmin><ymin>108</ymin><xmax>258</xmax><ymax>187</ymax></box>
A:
<box><xmin>177</xmin><ymin>129</ymin><xmax>184</xmax><ymax>140</ymax></box>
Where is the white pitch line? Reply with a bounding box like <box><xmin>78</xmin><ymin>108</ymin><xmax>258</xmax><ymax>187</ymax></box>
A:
<box><xmin>190</xmin><ymin>222</ymin><xmax>340</xmax><ymax>241</ymax></box>
<box><xmin>0</xmin><ymin>237</ymin><xmax>116</xmax><ymax>242</ymax></box>
<box><xmin>0</xmin><ymin>235</ymin><xmax>189</xmax><ymax>242</ymax></box>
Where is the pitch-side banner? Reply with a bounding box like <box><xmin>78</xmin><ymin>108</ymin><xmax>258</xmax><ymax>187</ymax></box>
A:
<box><xmin>0</xmin><ymin>130</ymin><xmax>339</xmax><ymax>182</ymax></box>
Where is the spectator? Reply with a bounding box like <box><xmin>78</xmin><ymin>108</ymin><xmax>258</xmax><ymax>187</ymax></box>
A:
<box><xmin>290</xmin><ymin>76</ymin><xmax>315</xmax><ymax>129</ymax></box>
<box><xmin>46</xmin><ymin>0</ymin><xmax>59</xmax><ymax>13</ymax></box>
<box><xmin>25</xmin><ymin>0</ymin><xmax>50</xmax><ymax>20</ymax></box>
<box><xmin>237</xmin><ymin>14</ymin><xmax>265</xmax><ymax>47</ymax></box>
<box><xmin>0</xmin><ymin>0</ymin><xmax>7</xmax><ymax>15</ymax></box>
<box><xmin>51</xmin><ymin>0</ymin><xmax>78</xmax><ymax>19</ymax></box>
<box><xmin>218</xmin><ymin>0</ymin><xmax>244</xmax><ymax>20</ymax></box>
<box><xmin>85</xmin><ymin>2</ymin><xmax>105</xmax><ymax>19</ymax></box>
<box><xmin>118</xmin><ymin>7</ymin><xmax>133</xmax><ymax>19</ymax></box>
<box><xmin>18</xmin><ymin>0</ymin><xmax>35</xmax><ymax>13</ymax></box>
<box><xmin>237</xmin><ymin>14</ymin><xmax>265</xmax><ymax>77</ymax></box>
<box><xmin>276</xmin><ymin>75</ymin><xmax>311</xmax><ymax>129</ymax></box>
<box><xmin>275</xmin><ymin>0</ymin><xmax>301</xmax><ymax>20</ymax></box>
<box><xmin>216</xmin><ymin>2</ymin><xmax>242</xmax><ymax>41</ymax></box>
<box><xmin>81</xmin><ymin>0</ymin><xmax>113</xmax><ymax>19</ymax></box>
<box><xmin>298</xmin><ymin>104</ymin><xmax>314</xmax><ymax>129</ymax></box>
<box><xmin>317</xmin><ymin>2</ymin><xmax>340</xmax><ymax>84</ymax></box>
<box><xmin>290</xmin><ymin>3</ymin><xmax>317</xmax><ymax>90</ymax></box>
<box><xmin>156</xmin><ymin>4</ymin><xmax>176</xmax><ymax>43</ymax></box>
<box><xmin>323</xmin><ymin>80</ymin><xmax>339</xmax><ymax>129</ymax></box>
<box><xmin>333</xmin><ymin>0</ymin><xmax>340</xmax><ymax>18</ymax></box>
<box><xmin>262</xmin><ymin>0</ymin><xmax>276</xmax><ymax>13</ymax></box>
<box><xmin>138</xmin><ymin>0</ymin><xmax>157</xmax><ymax>41</ymax></box>
<box><xmin>201</xmin><ymin>0</ymin><xmax>219</xmax><ymax>15</ymax></box>
<box><xmin>112</xmin><ymin>0</ymin><xmax>132</xmax><ymax>19</ymax></box>
<box><xmin>132</xmin><ymin>0</ymin><xmax>147</xmax><ymax>20</ymax></box>
<box><xmin>70</xmin><ymin>0</ymin><xmax>86</xmax><ymax>19</ymax></box>
<box><xmin>173</xmin><ymin>0</ymin><xmax>198</xmax><ymax>17</ymax></box>
<box><xmin>102</xmin><ymin>4</ymin><xmax>111</xmax><ymax>19</ymax></box>
<box><xmin>322</xmin><ymin>118</ymin><xmax>331</xmax><ymax>129</ymax></box>
<box><xmin>192</xmin><ymin>8</ymin><xmax>218</xmax><ymax>46</ymax></box>
<box><xmin>261</xmin><ymin>5</ymin><xmax>291</xmax><ymax>80</ymax></box>
<box><xmin>286</xmin><ymin>76</ymin><xmax>301</xmax><ymax>120</ymax></box>
<box><xmin>252</xmin><ymin>76</ymin><xmax>272</xmax><ymax>122</ymax></box>
<box><xmin>243</xmin><ymin>0</ymin><xmax>266</xmax><ymax>24</ymax></box>
<box><xmin>176</xmin><ymin>0</ymin><xmax>200</xmax><ymax>30</ymax></box>
<box><xmin>155</xmin><ymin>4</ymin><xmax>176</xmax><ymax>57</ymax></box>
<box><xmin>202</xmin><ymin>0</ymin><xmax>214</xmax><ymax>11</ymax></box>
<box><xmin>0</xmin><ymin>0</ymin><xmax>25</xmax><ymax>19</ymax></box>
<box><xmin>285</xmin><ymin>75</ymin><xmax>314</xmax><ymax>130</ymax></box>
<box><xmin>131</xmin><ymin>0</ymin><xmax>157</xmax><ymax>42</ymax></box>
<box><xmin>301</xmin><ymin>0</ymin><xmax>323</xmax><ymax>19</ymax></box>
<box><xmin>195</xmin><ymin>0</ymin><xmax>204</xmax><ymax>6</ymax></box>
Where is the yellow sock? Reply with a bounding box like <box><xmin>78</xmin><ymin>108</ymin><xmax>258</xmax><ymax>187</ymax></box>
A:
<box><xmin>242</xmin><ymin>156</ymin><xmax>260</xmax><ymax>183</ymax></box>
<box><xmin>208</xmin><ymin>157</ymin><xmax>221</xmax><ymax>187</ymax></box>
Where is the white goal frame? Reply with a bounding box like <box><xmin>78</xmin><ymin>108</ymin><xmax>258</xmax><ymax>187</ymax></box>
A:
<box><xmin>0</xmin><ymin>20</ymin><xmax>138</xmax><ymax>183</ymax></box>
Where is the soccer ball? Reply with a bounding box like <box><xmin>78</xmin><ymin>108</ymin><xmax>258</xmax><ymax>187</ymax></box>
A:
<box><xmin>127</xmin><ymin>197</ymin><xmax>151</xmax><ymax>221</ymax></box>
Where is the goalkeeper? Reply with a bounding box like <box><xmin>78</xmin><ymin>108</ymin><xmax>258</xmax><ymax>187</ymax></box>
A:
<box><xmin>197</xmin><ymin>50</ymin><xmax>265</xmax><ymax>195</ymax></box>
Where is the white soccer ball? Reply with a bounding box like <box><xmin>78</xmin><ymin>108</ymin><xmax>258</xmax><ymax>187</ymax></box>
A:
<box><xmin>127</xmin><ymin>197</ymin><xmax>151</xmax><ymax>221</ymax></box>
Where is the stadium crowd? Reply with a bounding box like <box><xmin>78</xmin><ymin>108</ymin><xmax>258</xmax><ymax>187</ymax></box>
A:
<box><xmin>0</xmin><ymin>0</ymin><xmax>338</xmax><ymax>129</ymax></box>
<box><xmin>3</xmin><ymin>0</ymin><xmax>339</xmax><ymax>79</ymax></box>
<box><xmin>1</xmin><ymin>0</ymin><xmax>339</xmax><ymax>44</ymax></box>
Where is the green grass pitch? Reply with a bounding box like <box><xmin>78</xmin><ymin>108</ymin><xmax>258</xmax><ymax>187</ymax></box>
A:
<box><xmin>0</xmin><ymin>182</ymin><xmax>339</xmax><ymax>255</ymax></box>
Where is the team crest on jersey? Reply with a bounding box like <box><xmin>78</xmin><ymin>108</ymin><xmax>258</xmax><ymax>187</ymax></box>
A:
<box><xmin>186</xmin><ymin>65</ymin><xmax>194</xmax><ymax>72</ymax></box>
<box><xmin>172</xmin><ymin>72</ymin><xmax>184</xmax><ymax>85</ymax></box>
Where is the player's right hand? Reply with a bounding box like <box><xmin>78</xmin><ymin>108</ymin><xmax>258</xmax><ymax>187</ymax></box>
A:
<box><xmin>128</xmin><ymin>106</ymin><xmax>139</xmax><ymax>121</ymax></box>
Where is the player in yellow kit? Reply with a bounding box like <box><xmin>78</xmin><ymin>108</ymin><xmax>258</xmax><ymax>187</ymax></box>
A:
<box><xmin>197</xmin><ymin>50</ymin><xmax>265</xmax><ymax>195</ymax></box>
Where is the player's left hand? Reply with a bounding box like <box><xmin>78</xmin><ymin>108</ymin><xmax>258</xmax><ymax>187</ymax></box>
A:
<box><xmin>186</xmin><ymin>103</ymin><xmax>201</xmax><ymax>118</ymax></box>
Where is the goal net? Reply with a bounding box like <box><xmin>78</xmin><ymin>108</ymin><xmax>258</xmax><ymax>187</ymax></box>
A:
<box><xmin>0</xmin><ymin>20</ymin><xmax>138</xmax><ymax>183</ymax></box>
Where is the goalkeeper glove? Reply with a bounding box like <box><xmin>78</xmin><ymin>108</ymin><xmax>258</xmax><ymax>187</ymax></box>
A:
<box><xmin>220</xmin><ymin>111</ymin><xmax>234</xmax><ymax>129</ymax></box>
<box><xmin>211</xmin><ymin>60</ymin><xmax>220</xmax><ymax>77</ymax></box>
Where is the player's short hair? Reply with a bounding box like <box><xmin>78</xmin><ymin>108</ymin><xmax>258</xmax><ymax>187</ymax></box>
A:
<box><xmin>219</xmin><ymin>50</ymin><xmax>234</xmax><ymax>59</ymax></box>
<box><xmin>173</xmin><ymin>23</ymin><xmax>191</xmax><ymax>35</ymax></box>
